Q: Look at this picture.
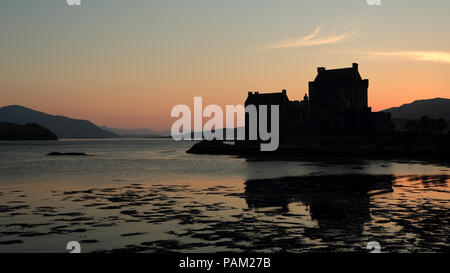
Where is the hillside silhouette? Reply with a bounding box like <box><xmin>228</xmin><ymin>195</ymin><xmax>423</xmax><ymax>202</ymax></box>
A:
<box><xmin>0</xmin><ymin>105</ymin><xmax>119</xmax><ymax>139</ymax></box>
<box><xmin>382</xmin><ymin>98</ymin><xmax>450</xmax><ymax>120</ymax></box>
<box><xmin>100</xmin><ymin>126</ymin><xmax>170</xmax><ymax>137</ymax></box>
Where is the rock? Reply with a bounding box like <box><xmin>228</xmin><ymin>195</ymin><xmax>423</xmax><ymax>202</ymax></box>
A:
<box><xmin>46</xmin><ymin>152</ymin><xmax>88</xmax><ymax>156</ymax></box>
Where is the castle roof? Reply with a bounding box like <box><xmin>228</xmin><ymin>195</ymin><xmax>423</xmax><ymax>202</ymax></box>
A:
<box><xmin>245</xmin><ymin>91</ymin><xmax>290</xmax><ymax>105</ymax></box>
<box><xmin>313</xmin><ymin>64</ymin><xmax>363</xmax><ymax>86</ymax></box>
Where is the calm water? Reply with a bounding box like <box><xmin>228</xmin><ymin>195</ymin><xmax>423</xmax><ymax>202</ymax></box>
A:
<box><xmin>0</xmin><ymin>139</ymin><xmax>448</xmax><ymax>252</ymax></box>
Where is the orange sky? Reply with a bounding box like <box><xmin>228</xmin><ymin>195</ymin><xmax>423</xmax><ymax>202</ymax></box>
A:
<box><xmin>1</xmin><ymin>1</ymin><xmax>449</xmax><ymax>130</ymax></box>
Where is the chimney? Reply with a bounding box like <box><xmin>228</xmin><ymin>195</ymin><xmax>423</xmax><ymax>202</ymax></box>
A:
<box><xmin>282</xmin><ymin>89</ymin><xmax>286</xmax><ymax>94</ymax></box>
<box><xmin>352</xmin><ymin>63</ymin><xmax>358</xmax><ymax>70</ymax></box>
<box><xmin>317</xmin><ymin>67</ymin><xmax>326</xmax><ymax>73</ymax></box>
<box><xmin>248</xmin><ymin>91</ymin><xmax>253</xmax><ymax>96</ymax></box>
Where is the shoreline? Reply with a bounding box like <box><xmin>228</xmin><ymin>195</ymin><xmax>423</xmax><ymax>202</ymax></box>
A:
<box><xmin>187</xmin><ymin>131</ymin><xmax>450</xmax><ymax>160</ymax></box>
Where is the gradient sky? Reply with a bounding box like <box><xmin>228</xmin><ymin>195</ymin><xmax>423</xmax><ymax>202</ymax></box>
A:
<box><xmin>1</xmin><ymin>0</ymin><xmax>449</xmax><ymax>130</ymax></box>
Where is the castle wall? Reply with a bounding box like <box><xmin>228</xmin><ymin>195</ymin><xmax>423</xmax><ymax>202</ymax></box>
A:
<box><xmin>244</xmin><ymin>64</ymin><xmax>392</xmax><ymax>141</ymax></box>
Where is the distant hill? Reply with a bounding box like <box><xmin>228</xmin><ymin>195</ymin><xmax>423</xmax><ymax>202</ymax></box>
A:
<box><xmin>382</xmin><ymin>98</ymin><xmax>450</xmax><ymax>120</ymax></box>
<box><xmin>101</xmin><ymin>126</ymin><xmax>245</xmax><ymax>139</ymax></box>
<box><xmin>173</xmin><ymin>127</ymin><xmax>245</xmax><ymax>140</ymax></box>
<box><xmin>0</xmin><ymin>105</ymin><xmax>119</xmax><ymax>139</ymax></box>
<box><xmin>100</xmin><ymin>126</ymin><xmax>170</xmax><ymax>137</ymax></box>
<box><xmin>0</xmin><ymin>122</ymin><xmax>57</xmax><ymax>140</ymax></box>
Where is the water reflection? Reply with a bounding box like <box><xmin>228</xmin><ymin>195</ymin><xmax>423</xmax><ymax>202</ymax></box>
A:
<box><xmin>245</xmin><ymin>175</ymin><xmax>394</xmax><ymax>236</ymax></box>
<box><xmin>0</xmin><ymin>173</ymin><xmax>448</xmax><ymax>252</ymax></box>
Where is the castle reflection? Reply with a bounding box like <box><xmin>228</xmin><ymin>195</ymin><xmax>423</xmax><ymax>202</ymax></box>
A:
<box><xmin>244</xmin><ymin>175</ymin><xmax>394</xmax><ymax>236</ymax></box>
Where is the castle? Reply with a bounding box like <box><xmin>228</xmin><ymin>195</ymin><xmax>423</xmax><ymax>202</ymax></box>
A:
<box><xmin>245</xmin><ymin>63</ymin><xmax>392</xmax><ymax>140</ymax></box>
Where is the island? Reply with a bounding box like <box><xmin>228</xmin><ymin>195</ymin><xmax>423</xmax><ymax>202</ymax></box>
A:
<box><xmin>187</xmin><ymin>64</ymin><xmax>450</xmax><ymax>159</ymax></box>
<box><xmin>0</xmin><ymin>122</ymin><xmax>58</xmax><ymax>141</ymax></box>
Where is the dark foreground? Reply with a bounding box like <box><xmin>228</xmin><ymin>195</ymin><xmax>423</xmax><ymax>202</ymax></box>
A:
<box><xmin>0</xmin><ymin>174</ymin><xmax>448</xmax><ymax>253</ymax></box>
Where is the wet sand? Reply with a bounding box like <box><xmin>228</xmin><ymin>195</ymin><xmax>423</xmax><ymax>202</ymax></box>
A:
<box><xmin>0</xmin><ymin>174</ymin><xmax>448</xmax><ymax>253</ymax></box>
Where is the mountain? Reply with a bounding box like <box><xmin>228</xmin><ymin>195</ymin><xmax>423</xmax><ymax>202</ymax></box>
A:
<box><xmin>100</xmin><ymin>126</ymin><xmax>170</xmax><ymax>137</ymax></box>
<box><xmin>0</xmin><ymin>105</ymin><xmax>119</xmax><ymax>139</ymax></box>
<box><xmin>101</xmin><ymin>126</ymin><xmax>245</xmax><ymax>139</ymax></box>
<box><xmin>0</xmin><ymin>122</ymin><xmax>58</xmax><ymax>140</ymax></box>
<box><xmin>382</xmin><ymin>98</ymin><xmax>450</xmax><ymax>120</ymax></box>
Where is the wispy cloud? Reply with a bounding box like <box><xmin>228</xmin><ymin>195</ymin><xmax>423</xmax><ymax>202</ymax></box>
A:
<box><xmin>365</xmin><ymin>51</ymin><xmax>450</xmax><ymax>64</ymax></box>
<box><xmin>264</xmin><ymin>25</ymin><xmax>355</xmax><ymax>49</ymax></box>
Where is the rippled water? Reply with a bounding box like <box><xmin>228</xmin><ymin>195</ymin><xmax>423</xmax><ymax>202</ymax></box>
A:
<box><xmin>0</xmin><ymin>139</ymin><xmax>448</xmax><ymax>252</ymax></box>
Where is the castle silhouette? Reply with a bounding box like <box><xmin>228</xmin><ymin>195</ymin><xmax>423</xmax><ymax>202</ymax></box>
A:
<box><xmin>245</xmin><ymin>63</ymin><xmax>392</xmax><ymax>140</ymax></box>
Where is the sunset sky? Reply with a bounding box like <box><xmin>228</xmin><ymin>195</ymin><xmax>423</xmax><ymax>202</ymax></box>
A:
<box><xmin>1</xmin><ymin>0</ymin><xmax>449</xmax><ymax>130</ymax></box>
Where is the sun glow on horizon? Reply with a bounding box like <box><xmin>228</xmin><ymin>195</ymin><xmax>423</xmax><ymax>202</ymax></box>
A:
<box><xmin>1</xmin><ymin>0</ymin><xmax>449</xmax><ymax>130</ymax></box>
